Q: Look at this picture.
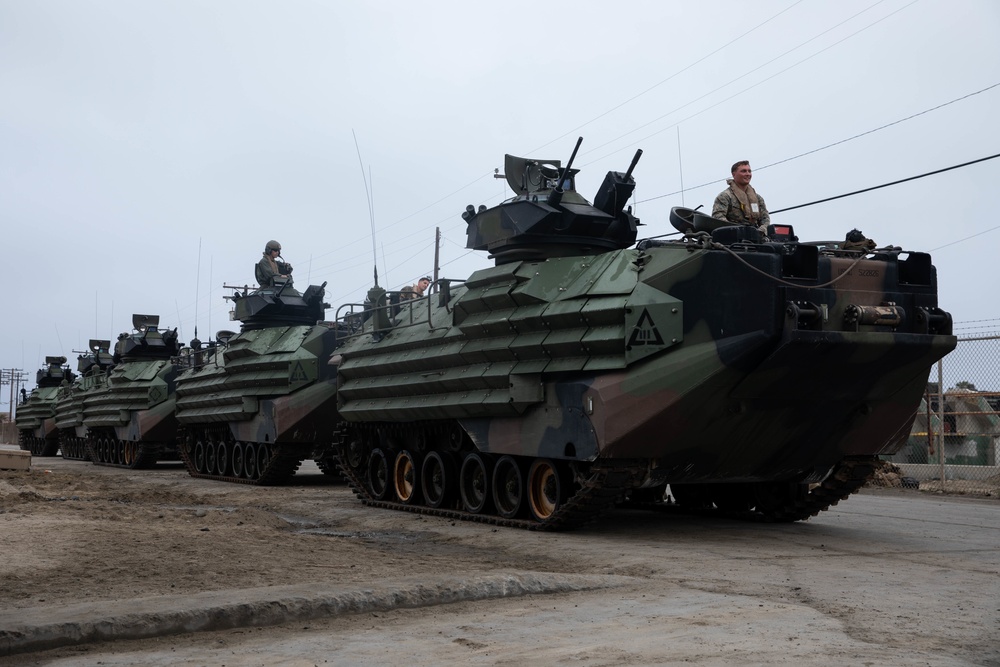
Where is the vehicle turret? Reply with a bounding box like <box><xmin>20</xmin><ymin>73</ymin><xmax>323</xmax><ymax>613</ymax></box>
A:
<box><xmin>16</xmin><ymin>355</ymin><xmax>76</xmax><ymax>456</ymax></box>
<box><xmin>77</xmin><ymin>340</ymin><xmax>114</xmax><ymax>376</ymax></box>
<box><xmin>229</xmin><ymin>282</ymin><xmax>330</xmax><ymax>330</ymax></box>
<box><xmin>35</xmin><ymin>356</ymin><xmax>74</xmax><ymax>389</ymax></box>
<box><xmin>463</xmin><ymin>138</ymin><xmax>642</xmax><ymax>264</ymax></box>
<box><xmin>113</xmin><ymin>314</ymin><xmax>181</xmax><ymax>362</ymax></box>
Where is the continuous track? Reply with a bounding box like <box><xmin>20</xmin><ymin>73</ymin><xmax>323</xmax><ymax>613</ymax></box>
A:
<box><xmin>58</xmin><ymin>434</ymin><xmax>91</xmax><ymax>461</ymax></box>
<box><xmin>333</xmin><ymin>422</ymin><xmax>646</xmax><ymax>531</ymax></box>
<box><xmin>626</xmin><ymin>456</ymin><xmax>879</xmax><ymax>523</ymax></box>
<box><xmin>176</xmin><ymin>427</ymin><xmax>306</xmax><ymax>486</ymax></box>
<box><xmin>755</xmin><ymin>456</ymin><xmax>878</xmax><ymax>522</ymax></box>
<box><xmin>18</xmin><ymin>432</ymin><xmax>60</xmax><ymax>457</ymax></box>
<box><xmin>334</xmin><ymin>413</ymin><xmax>877</xmax><ymax>530</ymax></box>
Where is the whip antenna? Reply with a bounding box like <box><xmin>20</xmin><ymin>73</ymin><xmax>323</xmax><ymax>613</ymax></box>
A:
<box><xmin>193</xmin><ymin>237</ymin><xmax>202</xmax><ymax>342</ymax></box>
<box><xmin>353</xmin><ymin>129</ymin><xmax>380</xmax><ymax>286</ymax></box>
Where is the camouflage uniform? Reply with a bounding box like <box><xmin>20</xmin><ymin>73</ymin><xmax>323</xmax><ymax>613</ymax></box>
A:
<box><xmin>399</xmin><ymin>278</ymin><xmax>430</xmax><ymax>300</ymax></box>
<box><xmin>256</xmin><ymin>256</ymin><xmax>279</xmax><ymax>287</ymax></box>
<box><xmin>712</xmin><ymin>181</ymin><xmax>770</xmax><ymax>233</ymax></box>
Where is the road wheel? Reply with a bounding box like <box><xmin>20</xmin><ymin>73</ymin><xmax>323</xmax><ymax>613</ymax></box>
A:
<box><xmin>393</xmin><ymin>450</ymin><xmax>420</xmax><ymax>504</ymax></box>
<box><xmin>421</xmin><ymin>451</ymin><xmax>454</xmax><ymax>508</ymax></box>
<box><xmin>244</xmin><ymin>443</ymin><xmax>257</xmax><ymax>480</ymax></box>
<box><xmin>206</xmin><ymin>442</ymin><xmax>218</xmax><ymax>475</ymax></box>
<box><xmin>367</xmin><ymin>448</ymin><xmax>391</xmax><ymax>500</ymax></box>
<box><xmin>232</xmin><ymin>442</ymin><xmax>245</xmax><ymax>478</ymax></box>
<box><xmin>256</xmin><ymin>443</ymin><xmax>271</xmax><ymax>477</ymax></box>
<box><xmin>459</xmin><ymin>452</ymin><xmax>492</xmax><ymax>514</ymax></box>
<box><xmin>216</xmin><ymin>441</ymin><xmax>229</xmax><ymax>476</ymax></box>
<box><xmin>527</xmin><ymin>458</ymin><xmax>566</xmax><ymax>523</ymax></box>
<box><xmin>194</xmin><ymin>441</ymin><xmax>206</xmax><ymax>473</ymax></box>
<box><xmin>346</xmin><ymin>438</ymin><xmax>367</xmax><ymax>470</ymax></box>
<box><xmin>124</xmin><ymin>441</ymin><xmax>136</xmax><ymax>466</ymax></box>
<box><xmin>493</xmin><ymin>456</ymin><xmax>525</xmax><ymax>519</ymax></box>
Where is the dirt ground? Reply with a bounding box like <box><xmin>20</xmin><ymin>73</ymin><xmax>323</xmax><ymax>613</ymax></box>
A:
<box><xmin>2</xmin><ymin>450</ymin><xmax>999</xmax><ymax>665</ymax></box>
<box><xmin>0</xmin><ymin>459</ymin><xmax>549</xmax><ymax>612</ymax></box>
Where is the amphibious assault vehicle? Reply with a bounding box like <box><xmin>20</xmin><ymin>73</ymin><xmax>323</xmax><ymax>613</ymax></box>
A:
<box><xmin>54</xmin><ymin>340</ymin><xmax>114</xmax><ymax>461</ymax></box>
<box><xmin>16</xmin><ymin>356</ymin><xmax>76</xmax><ymax>456</ymax></box>
<box><xmin>81</xmin><ymin>314</ymin><xmax>183</xmax><ymax>468</ymax></box>
<box><xmin>331</xmin><ymin>138</ymin><xmax>956</xmax><ymax>530</ymax></box>
<box><xmin>174</xmin><ymin>275</ymin><xmax>343</xmax><ymax>484</ymax></box>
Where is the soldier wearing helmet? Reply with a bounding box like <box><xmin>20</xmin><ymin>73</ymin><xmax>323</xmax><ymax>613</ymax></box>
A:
<box><xmin>255</xmin><ymin>240</ymin><xmax>293</xmax><ymax>287</ymax></box>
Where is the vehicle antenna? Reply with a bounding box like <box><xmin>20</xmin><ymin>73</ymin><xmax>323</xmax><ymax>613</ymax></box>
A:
<box><xmin>175</xmin><ymin>299</ymin><xmax>183</xmax><ymax>342</ymax></box>
<box><xmin>353</xmin><ymin>129</ymin><xmax>379</xmax><ymax>286</ymax></box>
<box><xmin>677</xmin><ymin>126</ymin><xmax>684</xmax><ymax>208</ymax></box>
<box><xmin>193</xmin><ymin>237</ymin><xmax>202</xmax><ymax>342</ymax></box>
<box><xmin>208</xmin><ymin>256</ymin><xmax>213</xmax><ymax>340</ymax></box>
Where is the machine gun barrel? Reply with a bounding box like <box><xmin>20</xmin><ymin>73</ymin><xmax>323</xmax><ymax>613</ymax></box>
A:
<box><xmin>548</xmin><ymin>137</ymin><xmax>583</xmax><ymax>207</ymax></box>
<box><xmin>624</xmin><ymin>149</ymin><xmax>643</xmax><ymax>180</ymax></box>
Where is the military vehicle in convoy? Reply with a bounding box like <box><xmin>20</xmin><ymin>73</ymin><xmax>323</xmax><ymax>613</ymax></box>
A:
<box><xmin>174</xmin><ymin>271</ymin><xmax>343</xmax><ymax>485</ymax></box>
<box><xmin>330</xmin><ymin>138</ymin><xmax>956</xmax><ymax>530</ymax></box>
<box><xmin>16</xmin><ymin>356</ymin><xmax>75</xmax><ymax>456</ymax></box>
<box><xmin>54</xmin><ymin>340</ymin><xmax>114</xmax><ymax>461</ymax></box>
<box><xmin>80</xmin><ymin>314</ymin><xmax>183</xmax><ymax>468</ymax></box>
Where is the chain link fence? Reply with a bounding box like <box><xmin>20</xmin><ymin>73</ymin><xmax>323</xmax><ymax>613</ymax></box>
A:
<box><xmin>872</xmin><ymin>334</ymin><xmax>1000</xmax><ymax>497</ymax></box>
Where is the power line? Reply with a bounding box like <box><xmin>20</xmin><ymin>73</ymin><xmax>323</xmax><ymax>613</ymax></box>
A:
<box><xmin>526</xmin><ymin>0</ymin><xmax>807</xmax><ymax>155</ymax></box>
<box><xmin>370</xmin><ymin>1</ymin><xmax>903</xmax><ymax>244</ymax></box>
<box><xmin>757</xmin><ymin>82</ymin><xmax>1000</xmax><ymax>171</ymax></box>
<box><xmin>583</xmin><ymin>0</ymin><xmax>917</xmax><ymax>167</ymax></box>
<box><xmin>770</xmin><ymin>153</ymin><xmax>1000</xmax><ymax>214</ymax></box>
<box><xmin>636</xmin><ymin>83</ymin><xmax>1000</xmax><ymax>205</ymax></box>
<box><xmin>931</xmin><ymin>223</ymin><xmax>1000</xmax><ymax>253</ymax></box>
<box><xmin>580</xmin><ymin>0</ymin><xmax>895</xmax><ymax>162</ymax></box>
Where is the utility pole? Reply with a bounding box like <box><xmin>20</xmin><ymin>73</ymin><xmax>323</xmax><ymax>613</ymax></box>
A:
<box><xmin>15</xmin><ymin>369</ymin><xmax>27</xmax><ymax>417</ymax></box>
<box><xmin>2</xmin><ymin>368</ymin><xmax>27</xmax><ymax>422</ymax></box>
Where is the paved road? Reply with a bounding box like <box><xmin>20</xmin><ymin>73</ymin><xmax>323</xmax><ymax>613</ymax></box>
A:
<box><xmin>6</xmin><ymin>484</ymin><xmax>997</xmax><ymax>666</ymax></box>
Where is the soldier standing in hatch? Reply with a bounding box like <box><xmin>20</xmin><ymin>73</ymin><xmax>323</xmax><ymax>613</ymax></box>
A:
<box><xmin>255</xmin><ymin>240</ymin><xmax>292</xmax><ymax>287</ymax></box>
<box><xmin>400</xmin><ymin>276</ymin><xmax>431</xmax><ymax>300</ymax></box>
<box><xmin>712</xmin><ymin>161</ymin><xmax>770</xmax><ymax>234</ymax></box>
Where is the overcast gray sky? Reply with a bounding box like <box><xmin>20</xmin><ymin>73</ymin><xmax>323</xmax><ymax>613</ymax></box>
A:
<box><xmin>3</xmin><ymin>0</ymin><xmax>998</xmax><ymax>394</ymax></box>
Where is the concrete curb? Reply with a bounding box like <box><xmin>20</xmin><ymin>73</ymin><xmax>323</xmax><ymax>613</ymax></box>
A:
<box><xmin>0</xmin><ymin>571</ymin><xmax>633</xmax><ymax>657</ymax></box>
